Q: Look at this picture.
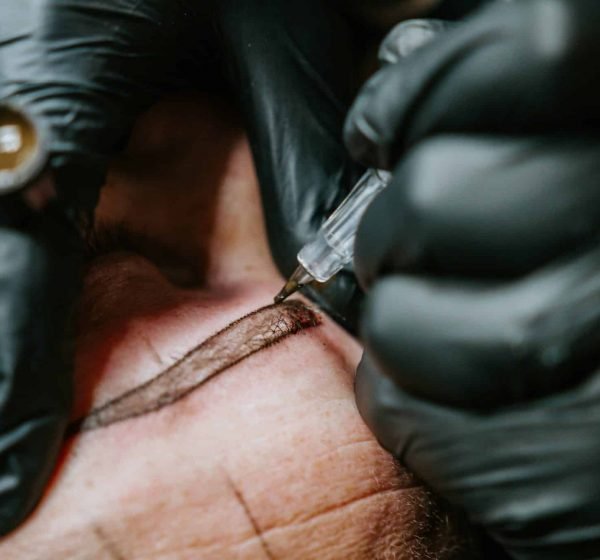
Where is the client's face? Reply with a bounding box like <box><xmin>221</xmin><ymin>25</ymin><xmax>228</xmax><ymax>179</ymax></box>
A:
<box><xmin>0</xmin><ymin>95</ymin><xmax>470</xmax><ymax>559</ymax></box>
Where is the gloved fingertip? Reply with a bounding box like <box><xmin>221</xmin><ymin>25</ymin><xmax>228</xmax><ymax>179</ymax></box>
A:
<box><xmin>378</xmin><ymin>19</ymin><xmax>449</xmax><ymax>65</ymax></box>
<box><xmin>354</xmin><ymin>352</ymin><xmax>378</xmax><ymax>424</ymax></box>
<box><xmin>343</xmin><ymin>97</ymin><xmax>387</xmax><ymax>169</ymax></box>
<box><xmin>353</xmin><ymin>178</ymin><xmax>409</xmax><ymax>290</ymax></box>
<box><xmin>345</xmin><ymin>18</ymin><xmax>449</xmax><ymax>168</ymax></box>
<box><xmin>361</xmin><ymin>278</ymin><xmax>405</xmax><ymax>357</ymax></box>
<box><xmin>360</xmin><ymin>276</ymin><xmax>461</xmax><ymax>405</ymax></box>
<box><xmin>0</xmin><ymin>413</ymin><xmax>67</xmax><ymax>535</ymax></box>
<box><xmin>355</xmin><ymin>352</ymin><xmax>398</xmax><ymax>451</ymax></box>
<box><xmin>344</xmin><ymin>63</ymin><xmax>406</xmax><ymax>170</ymax></box>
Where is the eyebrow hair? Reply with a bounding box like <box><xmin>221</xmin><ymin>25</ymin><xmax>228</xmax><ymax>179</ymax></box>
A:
<box><xmin>68</xmin><ymin>300</ymin><xmax>321</xmax><ymax>434</ymax></box>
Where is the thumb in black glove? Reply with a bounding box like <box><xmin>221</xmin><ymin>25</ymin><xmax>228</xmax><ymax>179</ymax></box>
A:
<box><xmin>0</xmin><ymin>187</ymin><xmax>84</xmax><ymax>535</ymax></box>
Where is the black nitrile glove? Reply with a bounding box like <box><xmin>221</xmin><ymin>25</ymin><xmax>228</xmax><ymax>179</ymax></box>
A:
<box><xmin>0</xmin><ymin>0</ymin><xmax>212</xmax><ymax>534</ymax></box>
<box><xmin>0</xmin><ymin>0</ymin><xmax>369</xmax><ymax>533</ymax></box>
<box><xmin>216</xmin><ymin>0</ymin><xmax>366</xmax><ymax>329</ymax></box>
<box><xmin>1</xmin><ymin>1</ymin><xmax>214</xmax><ymax>208</ymax></box>
<box><xmin>0</xmin><ymin>0</ymin><xmax>388</xmax><ymax>533</ymax></box>
<box><xmin>216</xmin><ymin>1</ymin><xmax>488</xmax><ymax>330</ymax></box>
<box><xmin>346</xmin><ymin>1</ymin><xmax>600</xmax><ymax>558</ymax></box>
<box><xmin>0</xmin><ymin>191</ymin><xmax>84</xmax><ymax>536</ymax></box>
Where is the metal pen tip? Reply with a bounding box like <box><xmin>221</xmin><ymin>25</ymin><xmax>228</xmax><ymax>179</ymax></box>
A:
<box><xmin>274</xmin><ymin>279</ymin><xmax>300</xmax><ymax>304</ymax></box>
<box><xmin>273</xmin><ymin>265</ymin><xmax>315</xmax><ymax>304</ymax></box>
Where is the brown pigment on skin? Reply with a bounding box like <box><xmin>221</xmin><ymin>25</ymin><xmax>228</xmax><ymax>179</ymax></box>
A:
<box><xmin>69</xmin><ymin>300</ymin><xmax>321</xmax><ymax>433</ymax></box>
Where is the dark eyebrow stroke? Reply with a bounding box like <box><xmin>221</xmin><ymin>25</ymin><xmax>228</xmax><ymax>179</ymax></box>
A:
<box><xmin>69</xmin><ymin>300</ymin><xmax>321</xmax><ymax>434</ymax></box>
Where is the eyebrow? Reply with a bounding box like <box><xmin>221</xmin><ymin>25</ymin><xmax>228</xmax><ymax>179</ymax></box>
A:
<box><xmin>68</xmin><ymin>300</ymin><xmax>321</xmax><ymax>434</ymax></box>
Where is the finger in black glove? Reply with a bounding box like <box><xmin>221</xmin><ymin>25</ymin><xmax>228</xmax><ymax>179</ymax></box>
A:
<box><xmin>0</xmin><ymin>191</ymin><xmax>84</xmax><ymax>534</ymax></box>
<box><xmin>345</xmin><ymin>0</ymin><xmax>600</xmax><ymax>169</ymax></box>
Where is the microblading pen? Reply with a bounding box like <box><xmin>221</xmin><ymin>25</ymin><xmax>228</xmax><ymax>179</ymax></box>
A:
<box><xmin>274</xmin><ymin>168</ymin><xmax>392</xmax><ymax>303</ymax></box>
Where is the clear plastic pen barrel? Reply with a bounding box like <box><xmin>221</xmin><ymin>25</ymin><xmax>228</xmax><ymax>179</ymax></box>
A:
<box><xmin>297</xmin><ymin>168</ymin><xmax>392</xmax><ymax>283</ymax></box>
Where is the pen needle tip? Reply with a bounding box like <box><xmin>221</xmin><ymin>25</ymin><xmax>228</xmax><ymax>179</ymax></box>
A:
<box><xmin>274</xmin><ymin>280</ymin><xmax>299</xmax><ymax>304</ymax></box>
<box><xmin>274</xmin><ymin>289</ymin><xmax>289</xmax><ymax>304</ymax></box>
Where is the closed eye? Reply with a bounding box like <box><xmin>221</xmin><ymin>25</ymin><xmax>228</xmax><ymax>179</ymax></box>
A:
<box><xmin>84</xmin><ymin>222</ymin><xmax>202</xmax><ymax>287</ymax></box>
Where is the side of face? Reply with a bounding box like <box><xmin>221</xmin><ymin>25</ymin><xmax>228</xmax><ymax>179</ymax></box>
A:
<box><xmin>0</xmin><ymin>95</ymin><xmax>477</xmax><ymax>559</ymax></box>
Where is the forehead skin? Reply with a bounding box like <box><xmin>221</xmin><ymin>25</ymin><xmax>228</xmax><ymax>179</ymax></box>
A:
<box><xmin>0</xmin><ymin>95</ymin><xmax>464</xmax><ymax>559</ymax></box>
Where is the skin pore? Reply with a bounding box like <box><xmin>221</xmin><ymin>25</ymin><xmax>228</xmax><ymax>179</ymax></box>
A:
<box><xmin>0</xmin><ymin>94</ymin><xmax>478</xmax><ymax>559</ymax></box>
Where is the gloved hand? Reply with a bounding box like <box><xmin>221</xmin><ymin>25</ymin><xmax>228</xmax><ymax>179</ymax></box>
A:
<box><xmin>346</xmin><ymin>1</ymin><xmax>600</xmax><ymax>558</ymax></box>
<box><xmin>0</xmin><ymin>0</ymin><xmax>212</xmax><ymax>534</ymax></box>
<box><xmin>215</xmin><ymin>0</ymin><xmax>366</xmax><ymax>329</ymax></box>
<box><xmin>0</xmin><ymin>0</ymin><xmax>485</xmax><ymax>537</ymax></box>
<box><xmin>0</xmin><ymin>0</ymin><xmax>396</xmax><ymax>534</ymax></box>
<box><xmin>216</xmin><ymin>0</ymin><xmax>491</xmax><ymax>329</ymax></box>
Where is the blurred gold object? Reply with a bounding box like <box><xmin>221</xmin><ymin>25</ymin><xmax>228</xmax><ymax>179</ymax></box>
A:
<box><xmin>0</xmin><ymin>104</ymin><xmax>47</xmax><ymax>194</ymax></box>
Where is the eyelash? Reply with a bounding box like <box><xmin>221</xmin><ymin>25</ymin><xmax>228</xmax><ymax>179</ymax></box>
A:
<box><xmin>83</xmin><ymin>223</ymin><xmax>149</xmax><ymax>259</ymax></box>
<box><xmin>84</xmin><ymin>222</ymin><xmax>203</xmax><ymax>287</ymax></box>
